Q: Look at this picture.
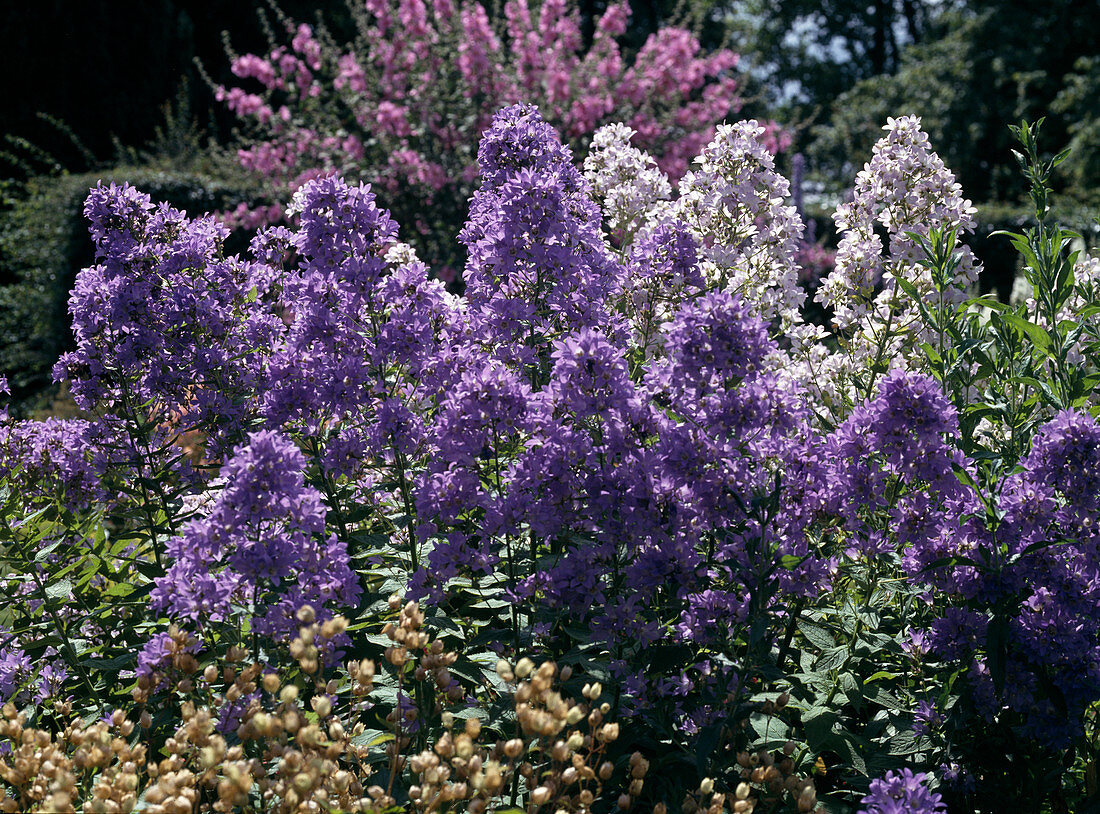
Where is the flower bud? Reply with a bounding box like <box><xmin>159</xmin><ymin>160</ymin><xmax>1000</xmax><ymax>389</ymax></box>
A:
<box><xmin>503</xmin><ymin>738</ymin><xmax>525</xmax><ymax>759</ymax></box>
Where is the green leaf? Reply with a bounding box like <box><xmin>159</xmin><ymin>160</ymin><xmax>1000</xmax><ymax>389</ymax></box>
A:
<box><xmin>1000</xmin><ymin>312</ymin><xmax>1051</xmax><ymax>352</ymax></box>
<box><xmin>1050</xmin><ymin>146</ymin><xmax>1072</xmax><ymax>168</ymax></box>
<box><xmin>816</xmin><ymin>646</ymin><xmax>849</xmax><ymax>672</ymax></box>
<box><xmin>864</xmin><ymin>671</ymin><xmax>896</xmax><ymax>684</ymax></box>
<box><xmin>919</xmin><ymin>342</ymin><xmax>942</xmax><ymax>366</ymax></box>
<box><xmin>780</xmin><ymin>553</ymin><xmax>809</xmax><ymax>570</ymax></box>
<box><xmin>102</xmin><ymin>582</ymin><xmax>135</xmax><ymax>599</ymax></box>
<box><xmin>350</xmin><ymin>730</ymin><xmax>394</xmax><ymax>749</ymax></box>
<box><xmin>885</xmin><ymin>730</ymin><xmax>925</xmax><ymax>756</ymax></box>
<box><xmin>45</xmin><ymin>578</ymin><xmax>72</xmax><ymax>600</ymax></box>
<box><xmin>803</xmin><ymin>706</ymin><xmax>840</xmax><ymax>748</ymax></box>
<box><xmin>834</xmin><ymin>733</ymin><xmax>867</xmax><ymax>774</ymax></box>
<box><xmin>798</xmin><ymin>621</ymin><xmax>836</xmax><ymax>650</ymax></box>
<box><xmin>866</xmin><ymin>685</ymin><xmax>905</xmax><ymax>711</ymax></box>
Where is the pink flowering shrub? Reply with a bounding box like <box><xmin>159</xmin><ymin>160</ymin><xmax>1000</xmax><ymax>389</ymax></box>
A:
<box><xmin>217</xmin><ymin>0</ymin><xmax>763</xmax><ymax>269</ymax></box>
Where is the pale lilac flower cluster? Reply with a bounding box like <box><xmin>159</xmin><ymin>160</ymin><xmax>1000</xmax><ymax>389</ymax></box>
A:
<box><xmin>583</xmin><ymin>122</ymin><xmax>672</xmax><ymax>238</ymax></box>
<box><xmin>817</xmin><ymin>116</ymin><xmax>981</xmax><ymax>387</ymax></box>
<box><xmin>675</xmin><ymin>121</ymin><xmax>807</xmax><ymax>332</ymax></box>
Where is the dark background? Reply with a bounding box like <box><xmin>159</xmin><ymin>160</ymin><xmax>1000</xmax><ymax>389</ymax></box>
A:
<box><xmin>2</xmin><ymin>1</ymin><xmax>320</xmax><ymax>164</ymax></box>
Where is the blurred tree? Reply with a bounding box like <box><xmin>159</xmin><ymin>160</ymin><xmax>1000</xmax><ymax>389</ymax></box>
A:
<box><xmin>727</xmin><ymin>0</ymin><xmax>958</xmax><ymax>120</ymax></box>
<box><xmin>809</xmin><ymin>0</ymin><xmax>1100</xmax><ymax>203</ymax></box>
<box><xmin>1052</xmin><ymin>55</ymin><xmax>1100</xmax><ymax>206</ymax></box>
<box><xmin>731</xmin><ymin>0</ymin><xmax>1100</xmax><ymax>200</ymax></box>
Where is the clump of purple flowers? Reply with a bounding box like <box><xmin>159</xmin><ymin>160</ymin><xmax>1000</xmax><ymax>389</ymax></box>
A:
<box><xmin>54</xmin><ymin>184</ymin><xmax>260</xmax><ymax>459</ymax></box>
<box><xmin>6</xmin><ymin>98</ymin><xmax>1100</xmax><ymax>812</ymax></box>
<box><xmin>858</xmin><ymin>769</ymin><xmax>947</xmax><ymax>814</ymax></box>
<box><xmin>0</xmin><ymin>416</ymin><xmax>108</xmax><ymax>511</ymax></box>
<box><xmin>151</xmin><ymin>430</ymin><xmax>360</xmax><ymax>643</ymax></box>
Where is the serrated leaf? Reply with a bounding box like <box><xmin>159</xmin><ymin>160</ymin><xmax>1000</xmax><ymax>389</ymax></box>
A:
<box><xmin>816</xmin><ymin>645</ymin><xmax>849</xmax><ymax>672</ymax></box>
<box><xmin>799</xmin><ymin>621</ymin><xmax>836</xmax><ymax>650</ymax></box>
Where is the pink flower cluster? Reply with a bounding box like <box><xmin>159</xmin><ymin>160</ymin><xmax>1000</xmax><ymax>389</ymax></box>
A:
<box><xmin>216</xmin><ymin>0</ymin><xmax>761</xmax><ymax>264</ymax></box>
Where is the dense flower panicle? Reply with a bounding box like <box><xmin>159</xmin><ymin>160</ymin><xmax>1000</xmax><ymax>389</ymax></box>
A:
<box><xmin>824</xmin><ymin>371</ymin><xmax>961</xmax><ymax>549</ymax></box>
<box><xmin>502</xmin><ymin>327</ymin><xmax>654</xmax><ymax>556</ymax></box>
<box><xmin>583</xmin><ymin>123</ymin><xmax>672</xmax><ymax>237</ymax></box>
<box><xmin>543</xmin><ymin>329</ymin><xmax>634</xmax><ymax>419</ymax></box>
<box><xmin>54</xmin><ymin>183</ymin><xmax>260</xmax><ymax>456</ymax></box>
<box><xmin>648</xmin><ymin>291</ymin><xmax>776</xmax><ymax>414</ymax></box>
<box><xmin>865</xmin><ymin>371</ymin><xmax>959</xmax><ymax>482</ymax></box>
<box><xmin>288</xmin><ymin>176</ymin><xmax>398</xmax><ymax>291</ymax></box>
<box><xmin>374</xmin><ymin>260</ymin><xmax>462</xmax><ymax>377</ymax></box>
<box><xmin>259</xmin><ymin>177</ymin><xmax>399</xmax><ymax>429</ymax></box>
<box><xmin>675</xmin><ymin>121</ymin><xmax>807</xmax><ymax>331</ymax></box>
<box><xmin>874</xmin><ymin>406</ymin><xmax>1100</xmax><ymax>747</ymax></box>
<box><xmin>982</xmin><ymin>409</ymin><xmax>1100</xmax><ymax>743</ymax></box>
<box><xmin>472</xmin><ymin>103</ymin><xmax>584</xmax><ymax>194</ymax></box>
<box><xmin>858</xmin><ymin>769</ymin><xmax>947</xmax><ymax>814</ymax></box>
<box><xmin>151</xmin><ymin>431</ymin><xmax>360</xmax><ymax>642</ymax></box>
<box><xmin>817</xmin><ymin>116</ymin><xmax>981</xmax><ymax>381</ymax></box>
<box><xmin>618</xmin><ymin>220</ymin><xmax>705</xmax><ymax>359</ymax></box>
<box><xmin>1020</xmin><ymin>409</ymin><xmax>1100</xmax><ymax>518</ymax></box>
<box><xmin>461</xmin><ymin>106</ymin><xmax>626</xmax><ymax>365</ymax></box>
<box><xmin>412</xmin><ymin>357</ymin><xmax>534</xmax><ymax>593</ymax></box>
<box><xmin>0</xmin><ymin>417</ymin><xmax>108</xmax><ymax>510</ymax></box>
<box><xmin>432</xmin><ymin>360</ymin><xmax>533</xmax><ymax>465</ymax></box>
